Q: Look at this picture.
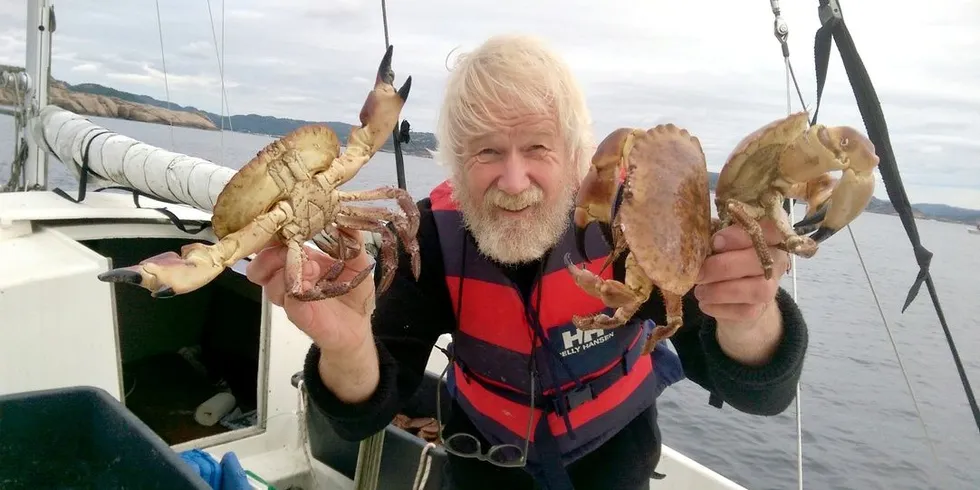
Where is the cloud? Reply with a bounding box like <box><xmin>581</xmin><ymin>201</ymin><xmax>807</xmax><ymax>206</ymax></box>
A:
<box><xmin>0</xmin><ymin>0</ymin><xmax>977</xmax><ymax>208</ymax></box>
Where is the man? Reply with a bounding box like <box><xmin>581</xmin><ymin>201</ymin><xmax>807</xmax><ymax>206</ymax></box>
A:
<box><xmin>246</xmin><ymin>34</ymin><xmax>808</xmax><ymax>490</ymax></box>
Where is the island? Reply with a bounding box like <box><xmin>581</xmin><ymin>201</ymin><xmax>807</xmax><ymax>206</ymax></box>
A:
<box><xmin>2</xmin><ymin>65</ymin><xmax>978</xmax><ymax>226</ymax></box>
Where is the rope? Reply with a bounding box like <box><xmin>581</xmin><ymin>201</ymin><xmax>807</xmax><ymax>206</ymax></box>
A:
<box><xmin>1</xmin><ymin>71</ymin><xmax>28</xmax><ymax>192</ymax></box>
<box><xmin>153</xmin><ymin>0</ymin><xmax>176</xmax><ymax>149</ymax></box>
<box><xmin>411</xmin><ymin>442</ymin><xmax>437</xmax><ymax>490</ymax></box>
<box><xmin>295</xmin><ymin>378</ymin><xmax>325</xmax><ymax>490</ymax></box>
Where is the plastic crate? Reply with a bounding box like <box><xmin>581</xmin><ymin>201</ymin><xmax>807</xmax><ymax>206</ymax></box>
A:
<box><xmin>0</xmin><ymin>385</ymin><xmax>210</xmax><ymax>489</ymax></box>
<box><xmin>306</xmin><ymin>370</ymin><xmax>451</xmax><ymax>490</ymax></box>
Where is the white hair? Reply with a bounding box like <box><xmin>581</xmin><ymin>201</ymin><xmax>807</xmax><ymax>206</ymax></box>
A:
<box><xmin>431</xmin><ymin>34</ymin><xmax>595</xmax><ymax>181</ymax></box>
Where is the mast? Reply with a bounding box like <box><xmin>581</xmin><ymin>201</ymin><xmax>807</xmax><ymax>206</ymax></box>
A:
<box><xmin>23</xmin><ymin>0</ymin><xmax>55</xmax><ymax>190</ymax></box>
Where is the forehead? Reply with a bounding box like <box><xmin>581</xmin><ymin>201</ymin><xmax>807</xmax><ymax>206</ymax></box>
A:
<box><xmin>468</xmin><ymin>111</ymin><xmax>561</xmax><ymax>145</ymax></box>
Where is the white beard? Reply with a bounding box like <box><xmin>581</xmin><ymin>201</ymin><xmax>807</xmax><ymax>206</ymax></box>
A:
<box><xmin>450</xmin><ymin>173</ymin><xmax>578</xmax><ymax>265</ymax></box>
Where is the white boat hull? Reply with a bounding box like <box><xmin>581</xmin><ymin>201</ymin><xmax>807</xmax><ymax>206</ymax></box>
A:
<box><xmin>1</xmin><ymin>191</ymin><xmax>746</xmax><ymax>490</ymax></box>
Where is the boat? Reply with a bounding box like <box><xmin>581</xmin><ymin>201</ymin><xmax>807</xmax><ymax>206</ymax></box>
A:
<box><xmin>5</xmin><ymin>1</ymin><xmax>979</xmax><ymax>489</ymax></box>
<box><xmin>0</xmin><ymin>1</ymin><xmax>748</xmax><ymax>489</ymax></box>
<box><xmin>968</xmin><ymin>224</ymin><xmax>980</xmax><ymax>235</ymax></box>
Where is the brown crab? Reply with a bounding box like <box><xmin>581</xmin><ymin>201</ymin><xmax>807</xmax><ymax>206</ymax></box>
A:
<box><xmin>714</xmin><ymin>111</ymin><xmax>879</xmax><ymax>279</ymax></box>
<box><xmin>392</xmin><ymin>414</ymin><xmax>440</xmax><ymax>444</ymax></box>
<box><xmin>565</xmin><ymin>124</ymin><xmax>713</xmax><ymax>354</ymax></box>
<box><xmin>98</xmin><ymin>46</ymin><xmax>421</xmax><ymax>300</ymax></box>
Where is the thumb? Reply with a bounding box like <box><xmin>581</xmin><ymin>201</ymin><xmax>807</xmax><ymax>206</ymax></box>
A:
<box><xmin>712</xmin><ymin>219</ymin><xmax>784</xmax><ymax>252</ymax></box>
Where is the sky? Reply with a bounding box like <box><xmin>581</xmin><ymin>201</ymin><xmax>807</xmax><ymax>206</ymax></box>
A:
<box><xmin>0</xmin><ymin>0</ymin><xmax>978</xmax><ymax>208</ymax></box>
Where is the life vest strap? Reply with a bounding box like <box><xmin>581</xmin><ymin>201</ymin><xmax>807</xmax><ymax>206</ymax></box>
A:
<box><xmin>454</xmin><ymin>322</ymin><xmax>650</xmax><ymax>415</ymax></box>
<box><xmin>542</xmin><ymin>328</ymin><xmax>645</xmax><ymax>412</ymax></box>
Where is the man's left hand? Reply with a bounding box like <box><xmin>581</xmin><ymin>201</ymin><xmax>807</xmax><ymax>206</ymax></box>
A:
<box><xmin>694</xmin><ymin>219</ymin><xmax>789</xmax><ymax>327</ymax></box>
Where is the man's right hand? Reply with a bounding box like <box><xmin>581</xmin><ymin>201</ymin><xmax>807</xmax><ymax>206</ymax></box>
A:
<box><xmin>245</xmin><ymin>236</ymin><xmax>381</xmax><ymax>403</ymax></box>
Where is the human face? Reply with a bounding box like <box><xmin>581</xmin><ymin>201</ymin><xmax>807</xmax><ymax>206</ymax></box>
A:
<box><xmin>451</xmin><ymin>111</ymin><xmax>578</xmax><ymax>265</ymax></box>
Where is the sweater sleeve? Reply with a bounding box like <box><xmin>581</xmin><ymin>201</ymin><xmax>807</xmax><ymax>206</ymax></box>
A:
<box><xmin>301</xmin><ymin>199</ymin><xmax>457</xmax><ymax>441</ymax></box>
<box><xmin>637</xmin><ymin>284</ymin><xmax>808</xmax><ymax>416</ymax></box>
<box><xmin>686</xmin><ymin>287</ymin><xmax>807</xmax><ymax>415</ymax></box>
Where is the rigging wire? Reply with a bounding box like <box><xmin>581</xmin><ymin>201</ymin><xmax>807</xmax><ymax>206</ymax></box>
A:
<box><xmin>769</xmin><ymin>1</ymin><xmax>947</xmax><ymax>487</ymax></box>
<box><xmin>767</xmin><ymin>3</ymin><xmax>804</xmax><ymax>488</ymax></box>
<box><xmin>153</xmin><ymin>0</ymin><xmax>176</xmax><ymax>150</ymax></box>
<box><xmin>205</xmin><ymin>0</ymin><xmax>233</xmax><ymax>165</ymax></box>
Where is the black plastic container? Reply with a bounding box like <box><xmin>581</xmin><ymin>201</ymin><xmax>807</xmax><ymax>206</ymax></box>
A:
<box><xmin>306</xmin><ymin>370</ymin><xmax>451</xmax><ymax>490</ymax></box>
<box><xmin>0</xmin><ymin>385</ymin><xmax>210</xmax><ymax>489</ymax></box>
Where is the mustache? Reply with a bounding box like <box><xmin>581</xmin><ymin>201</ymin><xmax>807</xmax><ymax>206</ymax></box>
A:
<box><xmin>484</xmin><ymin>185</ymin><xmax>544</xmax><ymax>211</ymax></box>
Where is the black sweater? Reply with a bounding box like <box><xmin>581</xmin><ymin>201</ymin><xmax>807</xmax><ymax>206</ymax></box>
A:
<box><xmin>302</xmin><ymin>197</ymin><xmax>809</xmax><ymax>444</ymax></box>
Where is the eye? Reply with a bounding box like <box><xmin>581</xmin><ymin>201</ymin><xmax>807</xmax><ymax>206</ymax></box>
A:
<box><xmin>840</xmin><ymin>137</ymin><xmax>849</xmax><ymax>148</ymax></box>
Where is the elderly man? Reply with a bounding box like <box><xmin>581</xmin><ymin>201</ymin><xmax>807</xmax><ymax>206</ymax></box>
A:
<box><xmin>246</xmin><ymin>34</ymin><xmax>808</xmax><ymax>490</ymax></box>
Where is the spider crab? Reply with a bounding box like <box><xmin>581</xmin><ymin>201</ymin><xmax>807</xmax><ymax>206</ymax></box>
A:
<box><xmin>565</xmin><ymin>124</ymin><xmax>713</xmax><ymax>354</ymax></box>
<box><xmin>713</xmin><ymin>111</ymin><xmax>879</xmax><ymax>279</ymax></box>
<box><xmin>98</xmin><ymin>45</ymin><xmax>421</xmax><ymax>300</ymax></box>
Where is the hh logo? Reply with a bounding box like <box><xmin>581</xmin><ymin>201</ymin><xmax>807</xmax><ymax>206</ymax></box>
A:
<box><xmin>559</xmin><ymin>328</ymin><xmax>614</xmax><ymax>357</ymax></box>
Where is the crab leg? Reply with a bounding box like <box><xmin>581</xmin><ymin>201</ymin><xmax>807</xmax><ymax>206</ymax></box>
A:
<box><xmin>337</xmin><ymin>202</ymin><xmax>421</xmax><ymax>281</ymax></box>
<box><xmin>335</xmin><ymin>186</ymin><xmax>421</xmax><ymax>276</ymax></box>
<box><xmin>285</xmin><ymin>228</ymin><xmax>375</xmax><ymax>302</ymax></box>
<box><xmin>564</xmin><ymin>251</ymin><xmax>654</xmax><ymax>331</ymax></box>
<box><xmin>333</xmin><ymin>215</ymin><xmax>401</xmax><ymax>296</ymax></box>
<box><xmin>717</xmin><ymin>197</ymin><xmax>781</xmax><ymax>279</ymax></box>
<box><xmin>337</xmin><ymin>186</ymin><xmax>419</xmax><ymax>235</ymax></box>
<box><xmin>320</xmin><ymin>45</ymin><xmax>412</xmax><ymax>190</ymax></box>
<box><xmin>642</xmin><ymin>291</ymin><xmax>684</xmax><ymax>356</ymax></box>
<box><xmin>99</xmin><ymin>201</ymin><xmax>293</xmax><ymax>297</ymax></box>
<box><xmin>312</xmin><ymin>224</ymin><xmax>363</xmax><ymax>260</ymax></box>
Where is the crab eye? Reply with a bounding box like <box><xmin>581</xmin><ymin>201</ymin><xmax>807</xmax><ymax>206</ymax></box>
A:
<box><xmin>840</xmin><ymin>137</ymin><xmax>849</xmax><ymax>148</ymax></box>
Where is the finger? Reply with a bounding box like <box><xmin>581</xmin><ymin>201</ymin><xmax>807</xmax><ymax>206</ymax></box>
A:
<box><xmin>698</xmin><ymin>248</ymin><xmax>770</xmax><ymax>284</ymax></box>
<box><xmin>246</xmin><ymin>245</ymin><xmax>287</xmax><ymax>286</ymax></box>
<box><xmin>698</xmin><ymin>302</ymin><xmax>765</xmax><ymax>323</ymax></box>
<box><xmin>694</xmin><ymin>276</ymin><xmax>776</xmax><ymax>306</ymax></box>
<box><xmin>263</xmin><ymin>268</ymin><xmax>286</xmax><ymax>306</ymax></box>
<box><xmin>712</xmin><ymin>218</ymin><xmax>785</xmax><ymax>252</ymax></box>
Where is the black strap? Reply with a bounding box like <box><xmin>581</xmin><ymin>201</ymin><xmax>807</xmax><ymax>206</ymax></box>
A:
<box><xmin>531</xmin><ymin>415</ymin><xmax>576</xmax><ymax>490</ymax></box>
<box><xmin>811</xmin><ymin>0</ymin><xmax>979</xmax><ymax>434</ymax></box>
<box><xmin>49</xmin><ymin>128</ymin><xmax>211</xmax><ymax>236</ymax></box>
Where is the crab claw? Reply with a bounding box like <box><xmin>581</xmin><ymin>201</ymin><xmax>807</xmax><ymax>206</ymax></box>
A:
<box><xmin>801</xmin><ymin>127</ymin><xmax>879</xmax><ymax>243</ymax></box>
<box><xmin>373</xmin><ymin>45</ymin><xmax>412</xmax><ymax>103</ymax></box>
<box><xmin>355</xmin><ymin>45</ymin><xmax>414</xmax><ymax>157</ymax></box>
<box><xmin>575</xmin><ymin>128</ymin><xmax>633</xmax><ymax>261</ymax></box>
<box><xmin>377</xmin><ymin>45</ymin><xmax>395</xmax><ymax>85</ymax></box>
<box><xmin>397</xmin><ymin>77</ymin><xmax>412</xmax><ymax>102</ymax></box>
<box><xmin>96</xmin><ymin>244</ymin><xmax>224</xmax><ymax>298</ymax></box>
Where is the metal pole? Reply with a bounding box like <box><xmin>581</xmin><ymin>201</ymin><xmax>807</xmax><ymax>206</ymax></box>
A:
<box><xmin>24</xmin><ymin>0</ymin><xmax>54</xmax><ymax>190</ymax></box>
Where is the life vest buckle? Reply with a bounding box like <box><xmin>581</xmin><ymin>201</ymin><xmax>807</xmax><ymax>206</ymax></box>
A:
<box><xmin>556</xmin><ymin>383</ymin><xmax>596</xmax><ymax>412</ymax></box>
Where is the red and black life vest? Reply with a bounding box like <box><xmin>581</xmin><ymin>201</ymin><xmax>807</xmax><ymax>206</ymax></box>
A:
<box><xmin>429</xmin><ymin>179</ymin><xmax>685</xmax><ymax>486</ymax></box>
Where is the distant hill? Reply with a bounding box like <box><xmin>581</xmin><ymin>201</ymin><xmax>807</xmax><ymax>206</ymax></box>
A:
<box><xmin>3</xmin><ymin>70</ymin><xmax>977</xmax><ymax>225</ymax></box>
<box><xmin>65</xmin><ymin>81</ymin><xmax>437</xmax><ymax>158</ymax></box>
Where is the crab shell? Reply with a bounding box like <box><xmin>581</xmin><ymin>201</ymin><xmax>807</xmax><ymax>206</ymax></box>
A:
<box><xmin>210</xmin><ymin>125</ymin><xmax>341</xmax><ymax>239</ymax></box>
<box><xmin>618</xmin><ymin>125</ymin><xmax>713</xmax><ymax>294</ymax></box>
<box><xmin>715</xmin><ymin>111</ymin><xmax>811</xmax><ymax>203</ymax></box>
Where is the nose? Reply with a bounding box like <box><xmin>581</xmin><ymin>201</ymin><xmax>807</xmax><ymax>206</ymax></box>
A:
<box><xmin>496</xmin><ymin>151</ymin><xmax>531</xmax><ymax>195</ymax></box>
